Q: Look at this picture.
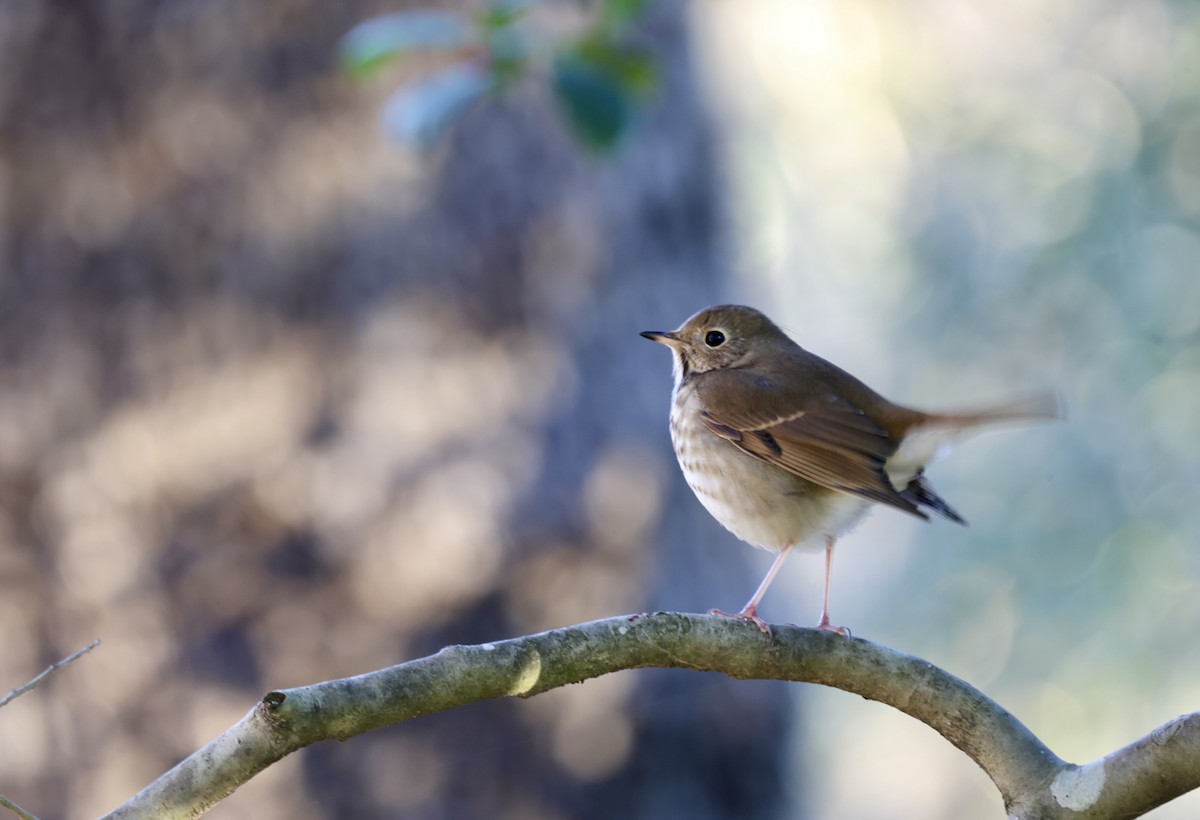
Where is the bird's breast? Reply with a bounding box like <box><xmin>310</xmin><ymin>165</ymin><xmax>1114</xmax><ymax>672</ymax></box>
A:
<box><xmin>668</xmin><ymin>383</ymin><xmax>870</xmax><ymax>553</ymax></box>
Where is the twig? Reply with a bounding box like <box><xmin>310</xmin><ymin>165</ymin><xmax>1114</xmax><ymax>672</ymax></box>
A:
<box><xmin>0</xmin><ymin>793</ymin><xmax>41</xmax><ymax>820</ymax></box>
<box><xmin>0</xmin><ymin>639</ymin><xmax>101</xmax><ymax>709</ymax></box>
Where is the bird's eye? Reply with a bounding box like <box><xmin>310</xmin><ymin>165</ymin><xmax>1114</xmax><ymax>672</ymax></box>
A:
<box><xmin>704</xmin><ymin>330</ymin><xmax>725</xmax><ymax>347</ymax></box>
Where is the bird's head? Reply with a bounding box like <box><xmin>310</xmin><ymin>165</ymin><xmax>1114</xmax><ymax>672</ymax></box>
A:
<box><xmin>641</xmin><ymin>304</ymin><xmax>789</xmax><ymax>381</ymax></box>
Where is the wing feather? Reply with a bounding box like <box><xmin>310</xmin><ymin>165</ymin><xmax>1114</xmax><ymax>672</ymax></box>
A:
<box><xmin>695</xmin><ymin>370</ymin><xmax>927</xmax><ymax>519</ymax></box>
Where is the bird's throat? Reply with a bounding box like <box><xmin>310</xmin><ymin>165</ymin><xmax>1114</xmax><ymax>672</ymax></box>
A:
<box><xmin>672</xmin><ymin>351</ymin><xmax>692</xmax><ymax>388</ymax></box>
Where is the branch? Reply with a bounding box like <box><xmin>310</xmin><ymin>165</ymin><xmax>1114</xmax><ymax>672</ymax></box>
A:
<box><xmin>0</xmin><ymin>639</ymin><xmax>101</xmax><ymax>709</ymax></box>
<box><xmin>1011</xmin><ymin>712</ymin><xmax>1200</xmax><ymax>819</ymax></box>
<box><xmin>0</xmin><ymin>795</ymin><xmax>40</xmax><ymax>820</ymax></box>
<box><xmin>1</xmin><ymin>641</ymin><xmax>102</xmax><ymax>820</ymax></box>
<box><xmin>98</xmin><ymin>613</ymin><xmax>1200</xmax><ymax>819</ymax></box>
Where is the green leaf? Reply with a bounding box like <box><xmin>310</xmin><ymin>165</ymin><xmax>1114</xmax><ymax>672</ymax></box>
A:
<box><xmin>482</xmin><ymin>17</ymin><xmax>532</xmax><ymax>87</ymax></box>
<box><xmin>574</xmin><ymin>36</ymin><xmax>657</xmax><ymax>96</ymax></box>
<box><xmin>383</xmin><ymin>63</ymin><xmax>493</xmax><ymax>151</ymax></box>
<box><xmin>552</xmin><ymin>53</ymin><xmax>631</xmax><ymax>151</ymax></box>
<box><xmin>341</xmin><ymin>12</ymin><xmax>477</xmax><ymax>80</ymax></box>
<box><xmin>478</xmin><ymin>0</ymin><xmax>538</xmax><ymax>30</ymax></box>
<box><xmin>602</xmin><ymin>0</ymin><xmax>652</xmax><ymax>28</ymax></box>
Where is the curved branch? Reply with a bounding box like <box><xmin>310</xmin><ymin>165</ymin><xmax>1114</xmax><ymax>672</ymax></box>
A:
<box><xmin>99</xmin><ymin>613</ymin><xmax>1199</xmax><ymax>819</ymax></box>
<box><xmin>1013</xmin><ymin>712</ymin><xmax>1200</xmax><ymax>819</ymax></box>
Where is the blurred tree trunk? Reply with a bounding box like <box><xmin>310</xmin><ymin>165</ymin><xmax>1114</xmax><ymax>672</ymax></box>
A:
<box><xmin>0</xmin><ymin>1</ymin><xmax>791</xmax><ymax>818</ymax></box>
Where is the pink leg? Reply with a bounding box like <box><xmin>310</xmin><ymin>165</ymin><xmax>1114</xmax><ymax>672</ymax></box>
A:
<box><xmin>712</xmin><ymin>545</ymin><xmax>793</xmax><ymax>633</ymax></box>
<box><xmin>815</xmin><ymin>536</ymin><xmax>851</xmax><ymax>638</ymax></box>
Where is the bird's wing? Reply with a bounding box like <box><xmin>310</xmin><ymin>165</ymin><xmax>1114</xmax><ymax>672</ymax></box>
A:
<box><xmin>694</xmin><ymin>369</ymin><xmax>927</xmax><ymax>519</ymax></box>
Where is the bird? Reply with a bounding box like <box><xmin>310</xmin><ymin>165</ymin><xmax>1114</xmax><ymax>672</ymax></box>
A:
<box><xmin>641</xmin><ymin>304</ymin><xmax>1057</xmax><ymax>636</ymax></box>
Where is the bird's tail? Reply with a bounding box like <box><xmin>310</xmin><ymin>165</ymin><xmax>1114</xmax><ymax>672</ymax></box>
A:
<box><xmin>888</xmin><ymin>390</ymin><xmax>1062</xmax><ymax>481</ymax></box>
<box><xmin>937</xmin><ymin>391</ymin><xmax>1063</xmax><ymax>426</ymax></box>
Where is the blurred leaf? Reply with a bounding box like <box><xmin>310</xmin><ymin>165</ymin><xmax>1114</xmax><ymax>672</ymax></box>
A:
<box><xmin>383</xmin><ymin>62</ymin><xmax>493</xmax><ymax>152</ymax></box>
<box><xmin>348</xmin><ymin>1</ymin><xmax>656</xmax><ymax>152</ymax></box>
<box><xmin>478</xmin><ymin>0</ymin><xmax>538</xmax><ymax>30</ymax></box>
<box><xmin>483</xmin><ymin>19</ymin><xmax>532</xmax><ymax>87</ymax></box>
<box><xmin>602</xmin><ymin>0</ymin><xmax>652</xmax><ymax>28</ymax></box>
<box><xmin>552</xmin><ymin>53</ymin><xmax>631</xmax><ymax>150</ymax></box>
<box><xmin>341</xmin><ymin>12</ymin><xmax>477</xmax><ymax>79</ymax></box>
<box><xmin>575</xmin><ymin>36</ymin><xmax>657</xmax><ymax>95</ymax></box>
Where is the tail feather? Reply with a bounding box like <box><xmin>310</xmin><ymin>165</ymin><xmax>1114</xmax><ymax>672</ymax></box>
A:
<box><xmin>888</xmin><ymin>390</ymin><xmax>1061</xmax><ymax>481</ymax></box>
<box><xmin>900</xmin><ymin>470</ymin><xmax>966</xmax><ymax>525</ymax></box>
<box><xmin>935</xmin><ymin>390</ymin><xmax>1063</xmax><ymax>427</ymax></box>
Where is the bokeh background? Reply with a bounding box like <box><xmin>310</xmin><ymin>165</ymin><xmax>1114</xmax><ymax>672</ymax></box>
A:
<box><xmin>2</xmin><ymin>0</ymin><xmax>1198</xmax><ymax>818</ymax></box>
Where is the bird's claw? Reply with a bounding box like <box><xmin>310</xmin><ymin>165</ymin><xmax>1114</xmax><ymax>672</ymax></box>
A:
<box><xmin>815</xmin><ymin>614</ymin><xmax>852</xmax><ymax>640</ymax></box>
<box><xmin>710</xmin><ymin>606</ymin><xmax>772</xmax><ymax>636</ymax></box>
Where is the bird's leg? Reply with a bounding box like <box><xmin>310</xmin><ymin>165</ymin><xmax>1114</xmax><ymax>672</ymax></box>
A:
<box><xmin>711</xmin><ymin>545</ymin><xmax>793</xmax><ymax>634</ymax></box>
<box><xmin>815</xmin><ymin>535</ymin><xmax>851</xmax><ymax>638</ymax></box>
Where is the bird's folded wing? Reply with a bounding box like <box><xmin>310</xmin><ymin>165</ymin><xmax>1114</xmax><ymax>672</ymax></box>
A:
<box><xmin>695</xmin><ymin>371</ymin><xmax>927</xmax><ymax>519</ymax></box>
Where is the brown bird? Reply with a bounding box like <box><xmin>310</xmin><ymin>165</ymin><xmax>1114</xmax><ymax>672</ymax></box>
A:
<box><xmin>642</xmin><ymin>304</ymin><xmax>1056</xmax><ymax>635</ymax></box>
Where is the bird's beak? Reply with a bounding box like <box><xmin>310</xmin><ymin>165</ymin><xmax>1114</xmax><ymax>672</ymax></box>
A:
<box><xmin>640</xmin><ymin>330</ymin><xmax>681</xmax><ymax>347</ymax></box>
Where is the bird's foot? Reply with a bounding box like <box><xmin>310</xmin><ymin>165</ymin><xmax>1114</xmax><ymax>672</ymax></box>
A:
<box><xmin>815</xmin><ymin>613</ymin><xmax>852</xmax><ymax>640</ymax></box>
<box><xmin>710</xmin><ymin>604</ymin><xmax>772</xmax><ymax>635</ymax></box>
